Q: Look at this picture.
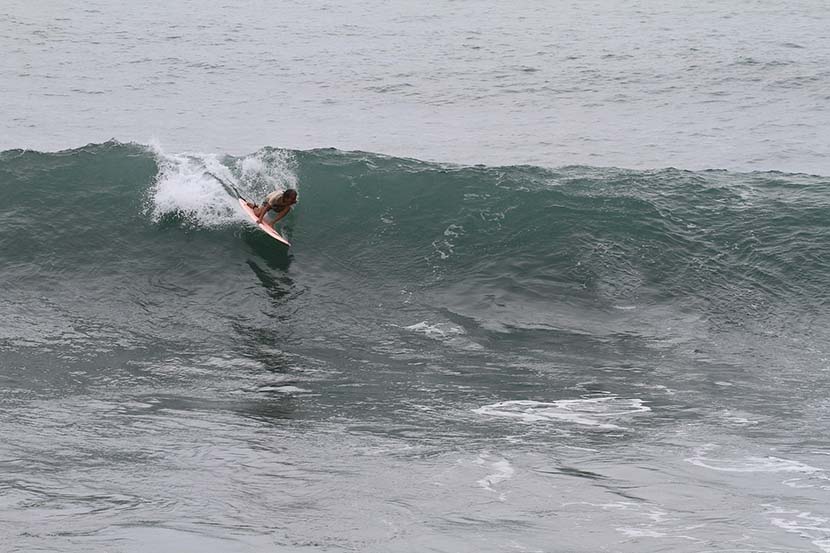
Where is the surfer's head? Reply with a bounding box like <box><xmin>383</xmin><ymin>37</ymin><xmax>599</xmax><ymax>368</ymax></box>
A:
<box><xmin>283</xmin><ymin>189</ymin><xmax>298</xmax><ymax>204</ymax></box>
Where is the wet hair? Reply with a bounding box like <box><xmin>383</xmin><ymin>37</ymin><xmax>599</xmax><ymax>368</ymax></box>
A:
<box><xmin>283</xmin><ymin>189</ymin><xmax>298</xmax><ymax>200</ymax></box>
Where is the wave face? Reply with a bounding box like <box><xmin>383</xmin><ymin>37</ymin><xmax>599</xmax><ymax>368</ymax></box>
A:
<box><xmin>3</xmin><ymin>141</ymin><xmax>828</xmax><ymax>336</ymax></box>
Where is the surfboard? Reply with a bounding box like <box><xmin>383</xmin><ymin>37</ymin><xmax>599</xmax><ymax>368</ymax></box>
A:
<box><xmin>237</xmin><ymin>198</ymin><xmax>291</xmax><ymax>246</ymax></box>
<box><xmin>205</xmin><ymin>172</ymin><xmax>292</xmax><ymax>247</ymax></box>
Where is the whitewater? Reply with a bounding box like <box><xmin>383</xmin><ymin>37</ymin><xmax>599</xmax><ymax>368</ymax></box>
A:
<box><xmin>3</xmin><ymin>1</ymin><xmax>830</xmax><ymax>552</ymax></box>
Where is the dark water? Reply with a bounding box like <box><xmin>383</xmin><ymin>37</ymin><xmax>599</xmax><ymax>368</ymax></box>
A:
<box><xmin>2</xmin><ymin>142</ymin><xmax>830</xmax><ymax>551</ymax></box>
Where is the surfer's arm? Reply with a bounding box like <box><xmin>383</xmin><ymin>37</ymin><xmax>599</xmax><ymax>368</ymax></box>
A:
<box><xmin>271</xmin><ymin>207</ymin><xmax>291</xmax><ymax>225</ymax></box>
<box><xmin>256</xmin><ymin>204</ymin><xmax>272</xmax><ymax>224</ymax></box>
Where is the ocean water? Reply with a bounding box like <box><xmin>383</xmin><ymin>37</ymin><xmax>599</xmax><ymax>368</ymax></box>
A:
<box><xmin>4</xmin><ymin>0</ymin><xmax>830</xmax><ymax>173</ymax></box>
<box><xmin>2</xmin><ymin>2</ymin><xmax>830</xmax><ymax>553</ymax></box>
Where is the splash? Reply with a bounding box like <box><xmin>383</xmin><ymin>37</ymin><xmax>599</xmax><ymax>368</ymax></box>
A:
<box><xmin>146</xmin><ymin>144</ymin><xmax>298</xmax><ymax>228</ymax></box>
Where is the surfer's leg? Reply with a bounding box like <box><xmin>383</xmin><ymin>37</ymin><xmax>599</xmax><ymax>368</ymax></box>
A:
<box><xmin>263</xmin><ymin>209</ymin><xmax>278</xmax><ymax>227</ymax></box>
<box><xmin>253</xmin><ymin>202</ymin><xmax>270</xmax><ymax>217</ymax></box>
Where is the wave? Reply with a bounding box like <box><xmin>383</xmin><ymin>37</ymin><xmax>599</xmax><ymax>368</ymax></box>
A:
<box><xmin>2</xmin><ymin>141</ymin><xmax>829</xmax><ymax>337</ymax></box>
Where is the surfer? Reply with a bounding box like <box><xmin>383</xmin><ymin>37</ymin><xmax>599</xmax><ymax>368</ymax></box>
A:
<box><xmin>247</xmin><ymin>189</ymin><xmax>298</xmax><ymax>227</ymax></box>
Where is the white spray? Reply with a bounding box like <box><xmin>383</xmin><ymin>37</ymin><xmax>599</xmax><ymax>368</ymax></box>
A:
<box><xmin>145</xmin><ymin>143</ymin><xmax>298</xmax><ymax>229</ymax></box>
